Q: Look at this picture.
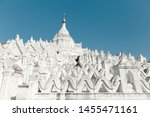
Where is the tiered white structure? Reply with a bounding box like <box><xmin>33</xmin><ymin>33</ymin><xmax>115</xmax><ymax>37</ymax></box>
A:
<box><xmin>0</xmin><ymin>17</ymin><xmax>150</xmax><ymax>100</ymax></box>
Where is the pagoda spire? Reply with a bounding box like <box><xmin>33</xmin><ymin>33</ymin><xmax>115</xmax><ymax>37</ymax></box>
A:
<box><xmin>62</xmin><ymin>13</ymin><xmax>66</xmax><ymax>28</ymax></box>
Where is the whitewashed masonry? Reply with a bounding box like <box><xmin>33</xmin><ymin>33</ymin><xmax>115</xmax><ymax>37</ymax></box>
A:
<box><xmin>0</xmin><ymin>17</ymin><xmax>150</xmax><ymax>100</ymax></box>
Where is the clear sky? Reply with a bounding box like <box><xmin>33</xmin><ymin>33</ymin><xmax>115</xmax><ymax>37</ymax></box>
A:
<box><xmin>0</xmin><ymin>0</ymin><xmax>150</xmax><ymax>57</ymax></box>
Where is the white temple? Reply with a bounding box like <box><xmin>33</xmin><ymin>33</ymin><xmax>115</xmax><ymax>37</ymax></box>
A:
<box><xmin>0</xmin><ymin>17</ymin><xmax>150</xmax><ymax>100</ymax></box>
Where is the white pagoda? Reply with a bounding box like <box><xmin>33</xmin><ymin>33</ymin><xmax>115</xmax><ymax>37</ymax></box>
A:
<box><xmin>0</xmin><ymin>17</ymin><xmax>150</xmax><ymax>100</ymax></box>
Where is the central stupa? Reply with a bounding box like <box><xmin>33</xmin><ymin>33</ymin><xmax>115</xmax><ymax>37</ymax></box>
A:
<box><xmin>52</xmin><ymin>17</ymin><xmax>84</xmax><ymax>57</ymax></box>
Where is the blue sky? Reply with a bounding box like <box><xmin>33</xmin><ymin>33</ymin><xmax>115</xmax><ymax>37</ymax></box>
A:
<box><xmin>0</xmin><ymin>0</ymin><xmax>150</xmax><ymax>57</ymax></box>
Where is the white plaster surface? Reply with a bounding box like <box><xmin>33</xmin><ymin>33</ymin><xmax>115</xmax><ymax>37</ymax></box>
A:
<box><xmin>0</xmin><ymin>18</ymin><xmax>150</xmax><ymax>100</ymax></box>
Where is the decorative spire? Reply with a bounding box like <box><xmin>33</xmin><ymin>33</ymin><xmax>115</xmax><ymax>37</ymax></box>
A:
<box><xmin>56</xmin><ymin>13</ymin><xmax>70</xmax><ymax>36</ymax></box>
<box><xmin>62</xmin><ymin>13</ymin><xmax>66</xmax><ymax>27</ymax></box>
<box><xmin>16</xmin><ymin>34</ymin><xmax>20</xmax><ymax>41</ymax></box>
